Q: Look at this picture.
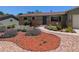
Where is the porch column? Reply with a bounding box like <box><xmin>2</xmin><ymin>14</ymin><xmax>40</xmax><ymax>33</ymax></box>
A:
<box><xmin>58</xmin><ymin>16</ymin><xmax>62</xmax><ymax>24</ymax></box>
<box><xmin>61</xmin><ymin>15</ymin><xmax>67</xmax><ymax>28</ymax></box>
<box><xmin>19</xmin><ymin>16</ymin><xmax>24</xmax><ymax>25</ymax></box>
<box><xmin>60</xmin><ymin>15</ymin><xmax>63</xmax><ymax>24</ymax></box>
<box><xmin>47</xmin><ymin>16</ymin><xmax>51</xmax><ymax>25</ymax></box>
<box><xmin>31</xmin><ymin>16</ymin><xmax>36</xmax><ymax>26</ymax></box>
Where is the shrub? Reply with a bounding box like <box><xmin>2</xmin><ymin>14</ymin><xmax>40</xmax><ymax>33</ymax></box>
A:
<box><xmin>0</xmin><ymin>29</ymin><xmax>17</xmax><ymax>38</ymax></box>
<box><xmin>19</xmin><ymin>29</ymin><xmax>26</xmax><ymax>32</ymax></box>
<box><xmin>26</xmin><ymin>28</ymin><xmax>41</xmax><ymax>36</ymax></box>
<box><xmin>56</xmin><ymin>24</ymin><xmax>62</xmax><ymax>30</ymax></box>
<box><xmin>22</xmin><ymin>29</ymin><xmax>27</xmax><ymax>32</ymax></box>
<box><xmin>17</xmin><ymin>28</ymin><xmax>27</xmax><ymax>32</ymax></box>
<box><xmin>24</xmin><ymin>20</ymin><xmax>31</xmax><ymax>26</ymax></box>
<box><xmin>46</xmin><ymin>25</ymin><xmax>53</xmax><ymax>30</ymax></box>
<box><xmin>7</xmin><ymin>26</ymin><xmax>10</xmax><ymax>29</ymax></box>
<box><xmin>0</xmin><ymin>25</ymin><xmax>6</xmax><ymax>32</ymax></box>
<box><xmin>17</xmin><ymin>26</ymin><xmax>33</xmax><ymax>32</ymax></box>
<box><xmin>7</xmin><ymin>24</ymin><xmax>15</xmax><ymax>29</ymax></box>
<box><xmin>46</xmin><ymin>25</ymin><xmax>58</xmax><ymax>31</ymax></box>
<box><xmin>65</xmin><ymin>26</ymin><xmax>73</xmax><ymax>32</ymax></box>
<box><xmin>11</xmin><ymin>24</ymin><xmax>15</xmax><ymax>28</ymax></box>
<box><xmin>17</xmin><ymin>29</ymin><xmax>21</xmax><ymax>32</ymax></box>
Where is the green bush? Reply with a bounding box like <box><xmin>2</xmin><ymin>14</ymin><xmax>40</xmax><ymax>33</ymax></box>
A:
<box><xmin>47</xmin><ymin>25</ymin><xmax>58</xmax><ymax>31</ymax></box>
<box><xmin>17</xmin><ymin>28</ymin><xmax>27</xmax><ymax>32</ymax></box>
<box><xmin>7</xmin><ymin>25</ymin><xmax>11</xmax><ymax>29</ymax></box>
<box><xmin>56</xmin><ymin>24</ymin><xmax>62</xmax><ymax>30</ymax></box>
<box><xmin>24</xmin><ymin>20</ymin><xmax>31</xmax><ymax>26</ymax></box>
<box><xmin>65</xmin><ymin>26</ymin><xmax>73</xmax><ymax>32</ymax></box>
<box><xmin>0</xmin><ymin>25</ymin><xmax>6</xmax><ymax>32</ymax></box>
<box><xmin>17</xmin><ymin>29</ymin><xmax>21</xmax><ymax>32</ymax></box>
<box><xmin>0</xmin><ymin>29</ymin><xmax>17</xmax><ymax>38</ymax></box>
<box><xmin>17</xmin><ymin>29</ymin><xmax>24</xmax><ymax>32</ymax></box>
<box><xmin>7</xmin><ymin>24</ymin><xmax>15</xmax><ymax>29</ymax></box>
<box><xmin>20</xmin><ymin>29</ymin><xmax>27</xmax><ymax>32</ymax></box>
<box><xmin>26</xmin><ymin>28</ymin><xmax>41</xmax><ymax>36</ymax></box>
<box><xmin>47</xmin><ymin>25</ymin><xmax>53</xmax><ymax>30</ymax></box>
<box><xmin>11</xmin><ymin>24</ymin><xmax>15</xmax><ymax>28</ymax></box>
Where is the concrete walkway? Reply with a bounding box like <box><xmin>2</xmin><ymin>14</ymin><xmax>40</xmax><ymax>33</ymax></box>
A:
<box><xmin>38</xmin><ymin>26</ymin><xmax>79</xmax><ymax>36</ymax></box>
<box><xmin>74</xmin><ymin>29</ymin><xmax>79</xmax><ymax>34</ymax></box>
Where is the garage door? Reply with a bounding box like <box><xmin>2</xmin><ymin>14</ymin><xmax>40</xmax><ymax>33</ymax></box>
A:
<box><xmin>72</xmin><ymin>15</ymin><xmax>79</xmax><ymax>29</ymax></box>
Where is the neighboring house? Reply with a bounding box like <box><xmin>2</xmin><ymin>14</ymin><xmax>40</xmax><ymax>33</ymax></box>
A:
<box><xmin>0</xmin><ymin>15</ymin><xmax>19</xmax><ymax>29</ymax></box>
<box><xmin>18</xmin><ymin>7</ymin><xmax>79</xmax><ymax>29</ymax></box>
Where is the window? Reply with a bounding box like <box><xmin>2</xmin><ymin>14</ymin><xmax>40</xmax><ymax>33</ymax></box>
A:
<box><xmin>51</xmin><ymin>16</ymin><xmax>58</xmax><ymax>22</ymax></box>
<box><xmin>32</xmin><ymin>17</ymin><xmax>35</xmax><ymax>20</ymax></box>
<box><xmin>24</xmin><ymin>17</ymin><xmax>27</xmax><ymax>20</ymax></box>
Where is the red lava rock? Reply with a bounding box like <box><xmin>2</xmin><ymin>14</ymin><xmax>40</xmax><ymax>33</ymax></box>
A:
<box><xmin>0</xmin><ymin>32</ymin><xmax>60</xmax><ymax>51</ymax></box>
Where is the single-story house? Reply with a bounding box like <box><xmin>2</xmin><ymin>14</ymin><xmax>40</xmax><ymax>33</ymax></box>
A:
<box><xmin>0</xmin><ymin>15</ymin><xmax>19</xmax><ymax>29</ymax></box>
<box><xmin>18</xmin><ymin>7</ymin><xmax>79</xmax><ymax>29</ymax></box>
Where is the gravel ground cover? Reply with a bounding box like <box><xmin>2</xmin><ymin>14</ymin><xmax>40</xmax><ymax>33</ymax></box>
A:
<box><xmin>0</xmin><ymin>41</ymin><xmax>27</xmax><ymax>52</ymax></box>
<box><xmin>49</xmin><ymin>33</ymin><xmax>79</xmax><ymax>52</ymax></box>
<box><xmin>0</xmin><ymin>32</ymin><xmax>79</xmax><ymax>52</ymax></box>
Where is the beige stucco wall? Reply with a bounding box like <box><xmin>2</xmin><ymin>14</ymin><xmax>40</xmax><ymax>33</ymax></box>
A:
<box><xmin>35</xmin><ymin>16</ymin><xmax>43</xmax><ymax>25</ymax></box>
<box><xmin>67</xmin><ymin>8</ymin><xmax>79</xmax><ymax>28</ymax></box>
<box><xmin>72</xmin><ymin>15</ymin><xmax>79</xmax><ymax>29</ymax></box>
<box><xmin>66</xmin><ymin>14</ymin><xmax>72</xmax><ymax>26</ymax></box>
<box><xmin>27</xmin><ymin>16</ymin><xmax>31</xmax><ymax>20</ymax></box>
<box><xmin>0</xmin><ymin>18</ymin><xmax>19</xmax><ymax>29</ymax></box>
<box><xmin>35</xmin><ymin>16</ymin><xmax>52</xmax><ymax>25</ymax></box>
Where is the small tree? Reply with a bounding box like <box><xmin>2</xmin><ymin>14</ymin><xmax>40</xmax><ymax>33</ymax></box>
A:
<box><xmin>35</xmin><ymin>10</ymin><xmax>42</xmax><ymax>13</ymax></box>
<box><xmin>18</xmin><ymin>13</ymin><xmax>23</xmax><ymax>15</ymax></box>
<box><xmin>0</xmin><ymin>11</ymin><xmax>4</xmax><ymax>15</ymax></box>
<box><xmin>27</xmin><ymin>11</ymin><xmax>34</xmax><ymax>14</ymax></box>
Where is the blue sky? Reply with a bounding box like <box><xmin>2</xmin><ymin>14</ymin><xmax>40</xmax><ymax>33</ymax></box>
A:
<box><xmin>0</xmin><ymin>6</ymin><xmax>75</xmax><ymax>15</ymax></box>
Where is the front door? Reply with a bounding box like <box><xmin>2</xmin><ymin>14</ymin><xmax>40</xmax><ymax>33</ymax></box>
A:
<box><xmin>43</xmin><ymin>16</ymin><xmax>47</xmax><ymax>25</ymax></box>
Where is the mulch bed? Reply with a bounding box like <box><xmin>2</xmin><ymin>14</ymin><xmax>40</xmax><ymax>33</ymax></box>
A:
<box><xmin>0</xmin><ymin>32</ymin><xmax>60</xmax><ymax>51</ymax></box>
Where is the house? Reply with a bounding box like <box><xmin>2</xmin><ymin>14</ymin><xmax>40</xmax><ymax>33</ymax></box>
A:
<box><xmin>0</xmin><ymin>15</ymin><xmax>19</xmax><ymax>29</ymax></box>
<box><xmin>18</xmin><ymin>12</ymin><xmax>66</xmax><ymax>26</ymax></box>
<box><xmin>18</xmin><ymin>7</ymin><xmax>79</xmax><ymax>29</ymax></box>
